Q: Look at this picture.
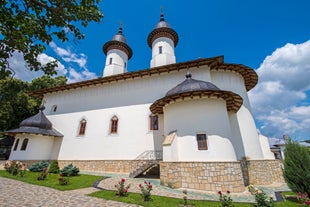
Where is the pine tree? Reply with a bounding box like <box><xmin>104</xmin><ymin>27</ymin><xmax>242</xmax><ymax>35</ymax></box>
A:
<box><xmin>283</xmin><ymin>140</ymin><xmax>310</xmax><ymax>194</ymax></box>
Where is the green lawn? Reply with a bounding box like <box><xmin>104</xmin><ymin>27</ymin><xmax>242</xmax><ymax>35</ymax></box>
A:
<box><xmin>0</xmin><ymin>170</ymin><xmax>299</xmax><ymax>206</ymax></box>
<box><xmin>90</xmin><ymin>190</ymin><xmax>252</xmax><ymax>207</ymax></box>
<box><xmin>89</xmin><ymin>190</ymin><xmax>299</xmax><ymax>207</ymax></box>
<box><xmin>0</xmin><ymin>170</ymin><xmax>103</xmax><ymax>191</ymax></box>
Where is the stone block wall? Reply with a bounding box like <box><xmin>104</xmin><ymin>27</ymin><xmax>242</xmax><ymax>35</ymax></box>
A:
<box><xmin>160</xmin><ymin>161</ymin><xmax>246</xmax><ymax>193</ymax></box>
<box><xmin>240</xmin><ymin>160</ymin><xmax>284</xmax><ymax>185</ymax></box>
<box><xmin>58</xmin><ymin>160</ymin><xmax>142</xmax><ymax>174</ymax></box>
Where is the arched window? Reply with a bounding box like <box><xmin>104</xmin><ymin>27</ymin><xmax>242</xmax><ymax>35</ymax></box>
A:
<box><xmin>51</xmin><ymin>105</ymin><xmax>57</xmax><ymax>112</ymax></box>
<box><xmin>13</xmin><ymin>139</ymin><xmax>19</xmax><ymax>151</ymax></box>
<box><xmin>149</xmin><ymin>114</ymin><xmax>158</xmax><ymax>130</ymax></box>
<box><xmin>78</xmin><ymin>119</ymin><xmax>87</xmax><ymax>135</ymax></box>
<box><xmin>21</xmin><ymin>138</ymin><xmax>29</xmax><ymax>151</ymax></box>
<box><xmin>110</xmin><ymin>115</ymin><xmax>118</xmax><ymax>134</ymax></box>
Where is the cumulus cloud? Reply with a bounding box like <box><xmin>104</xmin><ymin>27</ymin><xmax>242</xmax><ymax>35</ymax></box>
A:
<box><xmin>7</xmin><ymin>43</ymin><xmax>97</xmax><ymax>83</ymax></box>
<box><xmin>50</xmin><ymin>42</ymin><xmax>87</xmax><ymax>68</ymax></box>
<box><xmin>8</xmin><ymin>51</ymin><xmax>67</xmax><ymax>82</ymax></box>
<box><xmin>67</xmin><ymin>67</ymin><xmax>97</xmax><ymax>83</ymax></box>
<box><xmin>249</xmin><ymin>40</ymin><xmax>310</xmax><ymax>141</ymax></box>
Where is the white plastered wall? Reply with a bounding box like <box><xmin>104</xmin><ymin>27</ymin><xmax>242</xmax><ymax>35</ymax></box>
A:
<box><xmin>211</xmin><ymin>70</ymin><xmax>265</xmax><ymax>159</ymax></box>
<box><xmin>259</xmin><ymin>134</ymin><xmax>275</xmax><ymax>159</ymax></box>
<box><xmin>103</xmin><ymin>49</ymin><xmax>128</xmax><ymax>77</ymax></box>
<box><xmin>9</xmin><ymin>134</ymin><xmax>56</xmax><ymax>160</ymax></box>
<box><xmin>163</xmin><ymin>98</ymin><xmax>237</xmax><ymax>161</ymax></box>
<box><xmin>150</xmin><ymin>37</ymin><xmax>176</xmax><ymax>67</ymax></box>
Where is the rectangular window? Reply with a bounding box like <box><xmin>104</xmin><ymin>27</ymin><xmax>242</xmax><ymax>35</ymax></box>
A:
<box><xmin>124</xmin><ymin>62</ymin><xmax>127</xmax><ymax>69</ymax></box>
<box><xmin>159</xmin><ymin>46</ymin><xmax>162</xmax><ymax>54</ymax></box>
<box><xmin>109</xmin><ymin>57</ymin><xmax>113</xmax><ymax>64</ymax></box>
<box><xmin>196</xmin><ymin>134</ymin><xmax>208</xmax><ymax>150</ymax></box>
<box><xmin>150</xmin><ymin>115</ymin><xmax>158</xmax><ymax>130</ymax></box>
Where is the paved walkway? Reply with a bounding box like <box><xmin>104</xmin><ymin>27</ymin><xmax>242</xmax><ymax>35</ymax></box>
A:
<box><xmin>94</xmin><ymin>173</ymin><xmax>290</xmax><ymax>203</ymax></box>
<box><xmin>0</xmin><ymin>177</ymin><xmax>141</xmax><ymax>207</ymax></box>
<box><xmin>0</xmin><ymin>169</ymin><xmax>291</xmax><ymax>206</ymax></box>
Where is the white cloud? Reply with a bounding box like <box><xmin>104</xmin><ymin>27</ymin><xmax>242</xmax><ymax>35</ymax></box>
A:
<box><xmin>50</xmin><ymin>42</ymin><xmax>87</xmax><ymax>68</ymax></box>
<box><xmin>7</xmin><ymin>43</ymin><xmax>97</xmax><ymax>83</ymax></box>
<box><xmin>8</xmin><ymin>52</ymin><xmax>67</xmax><ymax>82</ymax></box>
<box><xmin>249</xmin><ymin>40</ymin><xmax>310</xmax><ymax>141</ymax></box>
<box><xmin>67</xmin><ymin>67</ymin><xmax>97</xmax><ymax>83</ymax></box>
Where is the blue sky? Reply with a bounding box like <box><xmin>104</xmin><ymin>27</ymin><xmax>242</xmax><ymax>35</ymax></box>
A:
<box><xmin>11</xmin><ymin>0</ymin><xmax>310</xmax><ymax>141</ymax></box>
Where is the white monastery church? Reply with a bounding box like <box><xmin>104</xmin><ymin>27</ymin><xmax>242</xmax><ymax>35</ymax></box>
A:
<box><xmin>6</xmin><ymin>12</ymin><xmax>284</xmax><ymax>192</ymax></box>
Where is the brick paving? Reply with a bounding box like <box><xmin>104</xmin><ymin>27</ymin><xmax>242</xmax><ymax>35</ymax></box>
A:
<box><xmin>0</xmin><ymin>177</ymin><xmax>141</xmax><ymax>207</ymax></box>
<box><xmin>0</xmin><ymin>168</ymin><xmax>291</xmax><ymax>206</ymax></box>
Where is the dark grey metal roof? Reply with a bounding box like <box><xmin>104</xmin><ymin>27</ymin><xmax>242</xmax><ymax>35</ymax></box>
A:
<box><xmin>5</xmin><ymin>106</ymin><xmax>63</xmax><ymax>137</ymax></box>
<box><xmin>147</xmin><ymin>13</ymin><xmax>179</xmax><ymax>48</ymax></box>
<box><xmin>103</xmin><ymin>26</ymin><xmax>133</xmax><ymax>59</ymax></box>
<box><xmin>165</xmin><ymin>73</ymin><xmax>220</xmax><ymax>97</ymax></box>
<box><xmin>155</xmin><ymin>13</ymin><xmax>171</xmax><ymax>29</ymax></box>
<box><xmin>150</xmin><ymin>73</ymin><xmax>243</xmax><ymax>114</ymax></box>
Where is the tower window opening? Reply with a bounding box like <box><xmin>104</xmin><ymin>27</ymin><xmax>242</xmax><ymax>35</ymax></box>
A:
<box><xmin>159</xmin><ymin>46</ymin><xmax>163</xmax><ymax>54</ymax></box>
<box><xmin>109</xmin><ymin>58</ymin><xmax>113</xmax><ymax>64</ymax></box>
<box><xmin>124</xmin><ymin>62</ymin><xmax>127</xmax><ymax>69</ymax></box>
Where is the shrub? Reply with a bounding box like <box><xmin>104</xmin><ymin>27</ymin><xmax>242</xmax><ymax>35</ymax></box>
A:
<box><xmin>248</xmin><ymin>185</ymin><xmax>274</xmax><ymax>207</ymax></box>
<box><xmin>48</xmin><ymin>160</ymin><xmax>59</xmax><ymax>174</ymax></box>
<box><xmin>297</xmin><ymin>192</ymin><xmax>310</xmax><ymax>206</ymax></box>
<box><xmin>139</xmin><ymin>180</ymin><xmax>153</xmax><ymax>201</ymax></box>
<box><xmin>283</xmin><ymin>139</ymin><xmax>310</xmax><ymax>195</ymax></box>
<box><xmin>4</xmin><ymin>160</ymin><xmax>25</xmax><ymax>177</ymax></box>
<box><xmin>28</xmin><ymin>161</ymin><xmax>49</xmax><ymax>172</ymax></box>
<box><xmin>37</xmin><ymin>168</ymin><xmax>47</xmax><ymax>180</ymax></box>
<box><xmin>58</xmin><ymin>174</ymin><xmax>69</xmax><ymax>185</ymax></box>
<box><xmin>60</xmin><ymin>163</ymin><xmax>79</xmax><ymax>176</ymax></box>
<box><xmin>183</xmin><ymin>189</ymin><xmax>188</xmax><ymax>206</ymax></box>
<box><xmin>218</xmin><ymin>190</ymin><xmax>234</xmax><ymax>207</ymax></box>
<box><xmin>115</xmin><ymin>178</ymin><xmax>130</xmax><ymax>197</ymax></box>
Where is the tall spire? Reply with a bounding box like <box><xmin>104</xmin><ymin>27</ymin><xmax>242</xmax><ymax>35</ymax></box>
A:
<box><xmin>147</xmin><ymin>8</ymin><xmax>179</xmax><ymax>68</ymax></box>
<box><xmin>118</xmin><ymin>20</ymin><xmax>123</xmax><ymax>34</ymax></box>
<box><xmin>160</xmin><ymin>6</ymin><xmax>165</xmax><ymax>21</ymax></box>
<box><xmin>102</xmin><ymin>23</ymin><xmax>133</xmax><ymax>77</ymax></box>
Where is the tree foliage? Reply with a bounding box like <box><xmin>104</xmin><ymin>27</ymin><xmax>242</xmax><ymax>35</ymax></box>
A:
<box><xmin>283</xmin><ymin>139</ymin><xmax>310</xmax><ymax>194</ymax></box>
<box><xmin>0</xmin><ymin>76</ymin><xmax>67</xmax><ymax>133</ymax></box>
<box><xmin>0</xmin><ymin>0</ymin><xmax>103</xmax><ymax>79</ymax></box>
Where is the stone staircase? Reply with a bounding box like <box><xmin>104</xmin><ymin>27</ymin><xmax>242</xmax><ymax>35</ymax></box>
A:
<box><xmin>129</xmin><ymin>150</ymin><xmax>162</xmax><ymax>178</ymax></box>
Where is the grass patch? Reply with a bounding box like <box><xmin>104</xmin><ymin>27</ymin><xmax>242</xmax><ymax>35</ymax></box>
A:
<box><xmin>89</xmin><ymin>190</ymin><xmax>252</xmax><ymax>207</ymax></box>
<box><xmin>89</xmin><ymin>190</ymin><xmax>300</xmax><ymax>207</ymax></box>
<box><xmin>0</xmin><ymin>170</ymin><xmax>103</xmax><ymax>191</ymax></box>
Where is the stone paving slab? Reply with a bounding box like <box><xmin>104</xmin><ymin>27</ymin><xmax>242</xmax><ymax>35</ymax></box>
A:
<box><xmin>95</xmin><ymin>174</ymin><xmax>291</xmax><ymax>203</ymax></box>
<box><xmin>0</xmin><ymin>177</ymin><xmax>141</xmax><ymax>207</ymax></box>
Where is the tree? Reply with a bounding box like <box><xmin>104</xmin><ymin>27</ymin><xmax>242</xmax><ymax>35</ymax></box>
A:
<box><xmin>283</xmin><ymin>139</ymin><xmax>310</xmax><ymax>194</ymax></box>
<box><xmin>0</xmin><ymin>0</ymin><xmax>103</xmax><ymax>79</ymax></box>
<box><xmin>0</xmin><ymin>76</ymin><xmax>67</xmax><ymax>133</ymax></box>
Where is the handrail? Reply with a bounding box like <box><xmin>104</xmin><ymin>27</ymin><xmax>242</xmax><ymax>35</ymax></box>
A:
<box><xmin>134</xmin><ymin>150</ymin><xmax>163</xmax><ymax>160</ymax></box>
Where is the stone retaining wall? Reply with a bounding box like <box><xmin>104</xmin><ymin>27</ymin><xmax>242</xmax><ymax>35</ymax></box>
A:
<box><xmin>160</xmin><ymin>161</ymin><xmax>246</xmax><ymax>193</ymax></box>
<box><xmin>58</xmin><ymin>160</ymin><xmax>141</xmax><ymax>174</ymax></box>
<box><xmin>240</xmin><ymin>160</ymin><xmax>284</xmax><ymax>185</ymax></box>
